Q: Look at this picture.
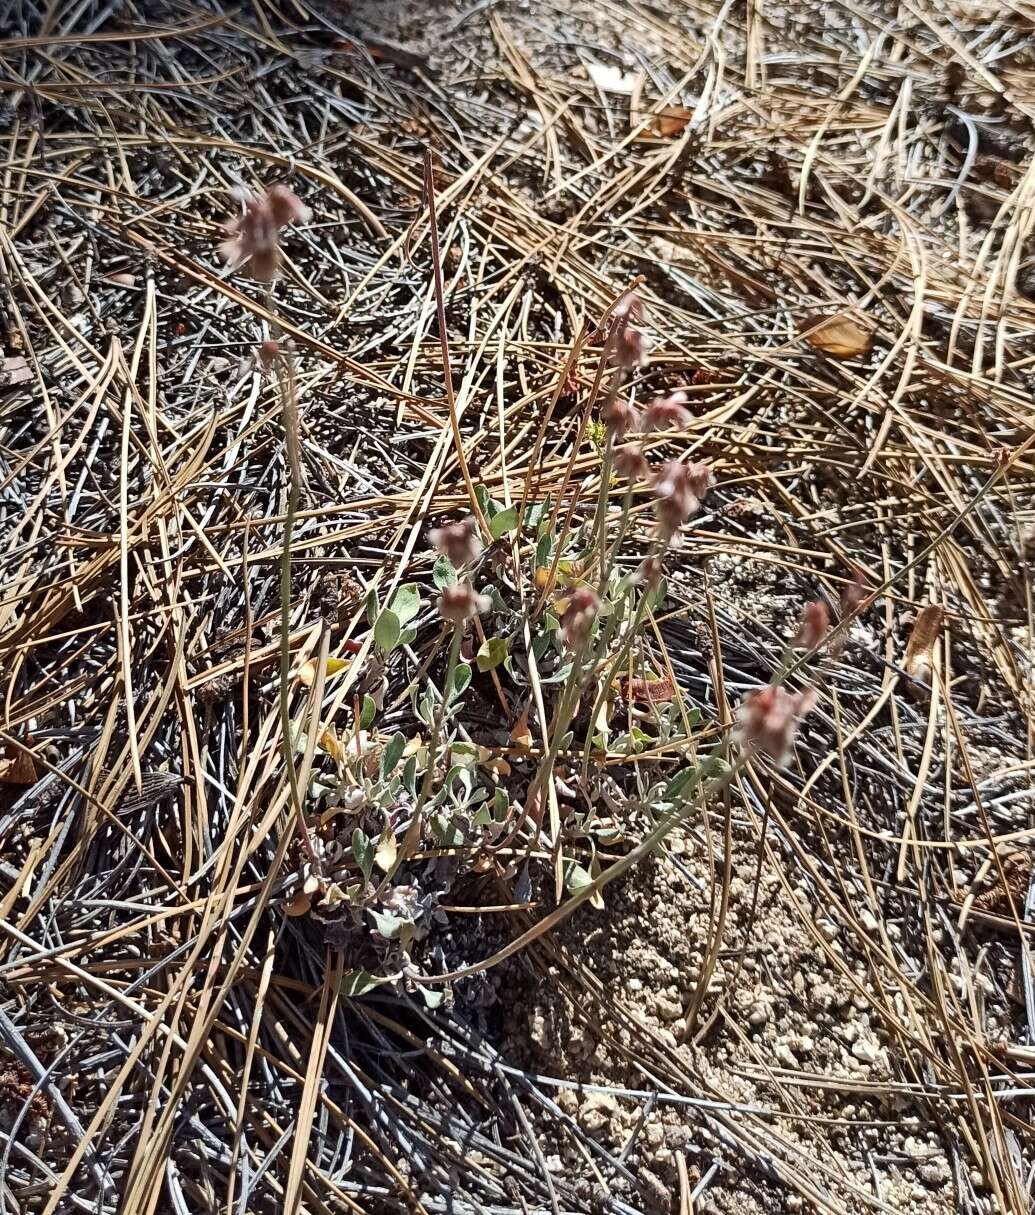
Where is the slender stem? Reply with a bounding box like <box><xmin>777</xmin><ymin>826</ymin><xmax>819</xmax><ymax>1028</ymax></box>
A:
<box><xmin>416</xmin><ymin>624</ymin><xmax>463</xmax><ymax>815</ymax></box>
<box><xmin>276</xmin><ymin>347</ymin><xmax>317</xmax><ymax>866</ymax></box>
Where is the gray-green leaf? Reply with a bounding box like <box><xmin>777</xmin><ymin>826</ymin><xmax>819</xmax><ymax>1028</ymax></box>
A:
<box><xmin>450</xmin><ymin>662</ymin><xmax>472</xmax><ymax>700</ymax></box>
<box><xmin>352</xmin><ymin>828</ymin><xmax>374</xmax><ymax>880</ymax></box>
<box><xmin>563</xmin><ymin>860</ymin><xmax>594</xmax><ymax>895</ymax></box>
<box><xmin>374</xmin><ymin>608</ymin><xmax>401</xmax><ymax>653</ymax></box>
<box><xmin>341</xmin><ymin>969</ymin><xmax>388</xmax><ymax>998</ymax></box>
<box><xmin>381</xmin><ymin>731</ymin><xmax>407</xmax><ymax>777</ymax></box>
<box><xmin>390</xmin><ymin>583</ymin><xmax>422</xmax><ymax>625</ymax></box>
<box><xmin>433</xmin><ymin>556</ymin><xmax>457</xmax><ymax>589</ymax></box>
<box><xmin>489</xmin><ymin>505</ymin><xmax>519</xmax><ymax>540</ymax></box>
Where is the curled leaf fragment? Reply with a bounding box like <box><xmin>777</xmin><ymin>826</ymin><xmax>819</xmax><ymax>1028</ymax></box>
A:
<box><xmin>800</xmin><ymin>312</ymin><xmax>874</xmax><ymax>359</ymax></box>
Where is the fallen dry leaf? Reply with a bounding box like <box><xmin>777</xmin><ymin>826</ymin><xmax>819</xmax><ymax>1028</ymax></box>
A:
<box><xmin>616</xmin><ymin>675</ymin><xmax>676</xmax><ymax>704</ymax></box>
<box><xmin>904</xmin><ymin>605</ymin><xmax>944</xmax><ymax>681</ymax></box>
<box><xmin>509</xmin><ymin>708</ymin><xmax>533</xmax><ymax>751</ymax></box>
<box><xmin>477</xmin><ymin>745</ymin><xmax>511</xmax><ymax>779</ymax></box>
<box><xmin>298</xmin><ymin>656</ymin><xmax>350</xmax><ymax>687</ymax></box>
<box><xmin>285</xmin><ymin>890</ymin><xmax>311</xmax><ymax>917</ymax></box>
<box><xmin>635</xmin><ymin>104</ymin><xmax>691</xmax><ymax>140</ymax></box>
<box><xmin>0</xmin><ymin>748</ymin><xmax>37</xmax><ymax>785</ymax></box>
<box><xmin>319</xmin><ymin>727</ymin><xmax>343</xmax><ymax>763</ymax></box>
<box><xmin>800</xmin><ymin>313</ymin><xmax>874</xmax><ymax>359</ymax></box>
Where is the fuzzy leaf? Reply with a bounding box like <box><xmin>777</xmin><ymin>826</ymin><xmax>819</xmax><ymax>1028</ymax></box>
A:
<box><xmin>390</xmin><ymin>583</ymin><xmax>422</xmax><ymax>625</ymax></box>
<box><xmin>374</xmin><ymin>608</ymin><xmax>401</xmax><ymax>653</ymax></box>
<box><xmin>489</xmin><ymin>505</ymin><xmax>519</xmax><ymax>539</ymax></box>
<box><xmin>360</xmin><ymin>694</ymin><xmax>376</xmax><ymax>729</ymax></box>
<box><xmin>341</xmin><ymin>969</ymin><xmax>388</xmax><ymax>998</ymax></box>
<box><xmin>563</xmin><ymin>860</ymin><xmax>597</xmax><ymax>899</ymax></box>
<box><xmin>352</xmin><ymin>828</ymin><xmax>374</xmax><ymax>880</ymax></box>
<box><xmin>370</xmin><ymin>909</ymin><xmax>403</xmax><ymax>939</ymax></box>
<box><xmin>381</xmin><ymin>731</ymin><xmax>406</xmax><ymax>777</ymax></box>
<box><xmin>451</xmin><ymin>662</ymin><xmax>472</xmax><ymax>699</ymax></box>
<box><xmin>375</xmin><ymin>829</ymin><xmax>398</xmax><ymax>872</ymax></box>
<box><xmin>433</xmin><ymin>556</ymin><xmax>457</xmax><ymax>589</ymax></box>
<box><xmin>493</xmin><ymin>787</ymin><xmax>510</xmax><ymax>821</ymax></box>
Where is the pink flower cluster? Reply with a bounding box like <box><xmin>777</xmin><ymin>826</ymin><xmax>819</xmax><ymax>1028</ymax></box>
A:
<box><xmin>220</xmin><ymin>184</ymin><xmax>311</xmax><ymax>283</ymax></box>
<box><xmin>735</xmin><ymin>685</ymin><xmax>817</xmax><ymax>767</ymax></box>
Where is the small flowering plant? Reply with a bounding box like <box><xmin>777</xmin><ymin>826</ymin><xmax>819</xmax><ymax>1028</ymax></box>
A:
<box><xmin>220</xmin><ymin>183</ymin><xmax>310</xmax><ymax>282</ymax></box>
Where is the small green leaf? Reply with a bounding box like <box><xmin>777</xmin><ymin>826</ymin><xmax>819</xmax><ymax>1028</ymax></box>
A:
<box><xmin>402</xmin><ymin>755</ymin><xmax>418</xmax><ymax>796</ymax></box>
<box><xmin>664</xmin><ymin>765</ymin><xmax>701</xmax><ymax>801</ymax></box>
<box><xmin>390</xmin><ymin>583</ymin><xmax>422</xmax><ymax>625</ymax></box>
<box><xmin>474</xmin><ymin>484</ymin><xmax>495</xmax><ymax>516</ymax></box>
<box><xmin>493</xmin><ymin>788</ymin><xmax>510</xmax><ymax>821</ymax></box>
<box><xmin>489</xmin><ymin>505</ymin><xmax>519</xmax><ymax>540</ymax></box>
<box><xmin>370</xmin><ymin>909</ymin><xmax>403</xmax><ymax>939</ymax></box>
<box><xmin>485</xmin><ymin>584</ymin><xmax>510</xmax><ymax>614</ymax></box>
<box><xmin>431</xmin><ymin>814</ymin><xmax>466</xmax><ymax>847</ymax></box>
<box><xmin>365</xmin><ymin>587</ymin><xmax>379</xmax><ymax>626</ymax></box>
<box><xmin>352</xmin><ymin>828</ymin><xmax>373</xmax><ymax>880</ymax></box>
<box><xmin>450</xmin><ymin>662</ymin><xmax>472</xmax><ymax>700</ymax></box>
<box><xmin>341</xmin><ymin>969</ymin><xmax>388</xmax><ymax>998</ymax></box>
<box><xmin>433</xmin><ymin>556</ymin><xmax>458</xmax><ymax>589</ymax></box>
<box><xmin>476</xmin><ymin>636</ymin><xmax>509</xmax><ymax>672</ymax></box>
<box><xmin>535</xmin><ymin>533</ymin><xmax>553</xmax><ymax>566</ymax></box>
<box><xmin>449</xmin><ymin>741</ymin><xmax>479</xmax><ymax>766</ymax></box>
<box><xmin>399</xmin><ymin>626</ymin><xmax>417</xmax><ymax>646</ymax></box>
<box><xmin>540</xmin><ymin>662</ymin><xmax>573</xmax><ymax>684</ymax></box>
<box><xmin>563</xmin><ymin>860</ymin><xmax>594</xmax><ymax>895</ymax></box>
<box><xmin>645</xmin><ymin>577</ymin><xmax>669</xmax><ymax>612</ymax></box>
<box><xmin>700</xmin><ymin>754</ymin><xmax>732</xmax><ymax>782</ymax></box>
<box><xmin>360</xmin><ymin>694</ymin><xmax>376</xmax><ymax>730</ymax></box>
<box><xmin>381</xmin><ymin>731</ymin><xmax>406</xmax><ymax>777</ymax></box>
<box><xmin>524</xmin><ymin>501</ymin><xmax>547</xmax><ymax>528</ymax></box>
<box><xmin>419</xmin><ymin>985</ymin><xmax>446</xmax><ymax>1009</ymax></box>
<box><xmin>374</xmin><ymin>608</ymin><xmax>401</xmax><ymax>653</ymax></box>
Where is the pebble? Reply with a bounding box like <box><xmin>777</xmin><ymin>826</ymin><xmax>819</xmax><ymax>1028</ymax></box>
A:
<box><xmin>919</xmin><ymin>1160</ymin><xmax>950</xmax><ymax>1187</ymax></box>
<box><xmin>774</xmin><ymin>1041</ymin><xmax>798</xmax><ymax>1068</ymax></box>
<box><xmin>654</xmin><ymin>994</ymin><xmax>683</xmax><ymax>1022</ymax></box>
<box><xmin>851</xmin><ymin>1035</ymin><xmax>880</xmax><ymax>1065</ymax></box>
<box><xmin>747</xmin><ymin>1002</ymin><xmax>769</xmax><ymax>1027</ymax></box>
<box><xmin>579</xmin><ymin>1092</ymin><xmax>618</xmax><ymax>1134</ymax></box>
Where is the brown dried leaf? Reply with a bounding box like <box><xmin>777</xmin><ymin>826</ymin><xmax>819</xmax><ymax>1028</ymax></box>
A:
<box><xmin>509</xmin><ymin>708</ymin><xmax>533</xmax><ymax>752</ymax></box>
<box><xmin>0</xmin><ymin>748</ymin><xmax>36</xmax><ymax>785</ymax></box>
<box><xmin>285</xmin><ymin>890</ymin><xmax>311</xmax><ymax>917</ymax></box>
<box><xmin>634</xmin><ymin>104</ymin><xmax>692</xmax><ymax>140</ymax></box>
<box><xmin>616</xmin><ymin>675</ymin><xmax>676</xmax><ymax>703</ymax></box>
<box><xmin>904</xmin><ymin>605</ymin><xmax>944</xmax><ymax>680</ymax></box>
<box><xmin>800</xmin><ymin>313</ymin><xmax>874</xmax><ymax>359</ymax></box>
